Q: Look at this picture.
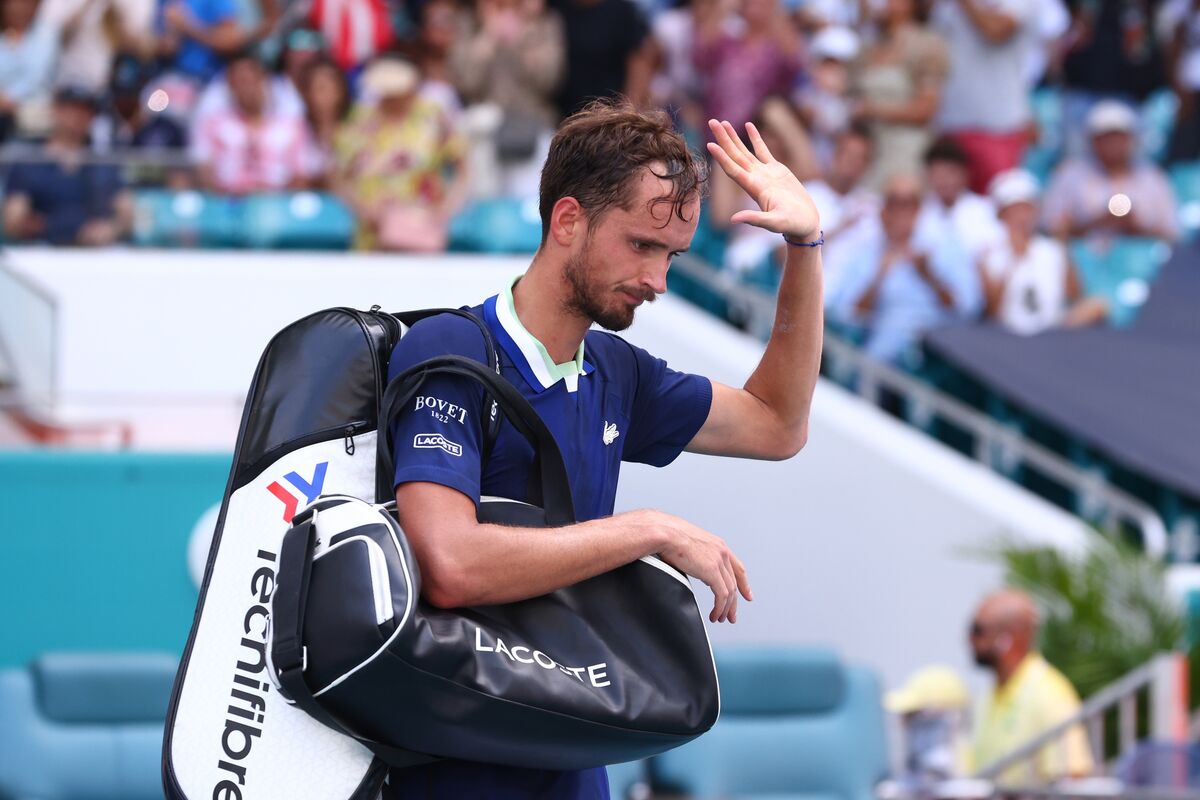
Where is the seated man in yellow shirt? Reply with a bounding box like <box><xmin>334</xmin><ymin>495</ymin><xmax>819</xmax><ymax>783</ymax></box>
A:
<box><xmin>969</xmin><ymin>589</ymin><xmax>1095</xmax><ymax>786</ymax></box>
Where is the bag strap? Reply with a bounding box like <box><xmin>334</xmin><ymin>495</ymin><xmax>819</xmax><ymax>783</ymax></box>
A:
<box><xmin>380</xmin><ymin>355</ymin><xmax>577</xmax><ymax>527</ymax></box>
<box><xmin>271</xmin><ymin>512</ymin><xmax>440</xmax><ymax>769</ymax></box>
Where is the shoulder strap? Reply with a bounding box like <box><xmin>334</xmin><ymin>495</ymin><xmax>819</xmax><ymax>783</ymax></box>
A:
<box><xmin>272</xmin><ymin>514</ymin><xmax>441</xmax><ymax>769</ymax></box>
<box><xmin>381</xmin><ymin>355</ymin><xmax>576</xmax><ymax>527</ymax></box>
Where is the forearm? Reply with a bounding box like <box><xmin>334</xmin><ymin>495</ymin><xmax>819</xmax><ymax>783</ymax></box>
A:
<box><xmin>405</xmin><ymin>507</ymin><xmax>668</xmax><ymax>608</ymax></box>
<box><xmin>743</xmin><ymin>243</ymin><xmax>823</xmax><ymax>442</ymax></box>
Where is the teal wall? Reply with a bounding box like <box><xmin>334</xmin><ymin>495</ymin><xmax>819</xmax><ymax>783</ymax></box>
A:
<box><xmin>0</xmin><ymin>451</ymin><xmax>230</xmax><ymax>667</ymax></box>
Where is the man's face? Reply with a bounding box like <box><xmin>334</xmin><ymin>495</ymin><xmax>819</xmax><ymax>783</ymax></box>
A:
<box><xmin>880</xmin><ymin>178</ymin><xmax>922</xmax><ymax>242</ymax></box>
<box><xmin>831</xmin><ymin>134</ymin><xmax>871</xmax><ymax>186</ymax></box>
<box><xmin>927</xmin><ymin>160</ymin><xmax>967</xmax><ymax>205</ymax></box>
<box><xmin>563</xmin><ymin>167</ymin><xmax>699</xmax><ymax>332</ymax></box>
<box><xmin>1092</xmin><ymin>130</ymin><xmax>1133</xmax><ymax>170</ymax></box>
<box><xmin>53</xmin><ymin>100</ymin><xmax>95</xmax><ymax>143</ymax></box>
<box><xmin>227</xmin><ymin>59</ymin><xmax>266</xmax><ymax>116</ymax></box>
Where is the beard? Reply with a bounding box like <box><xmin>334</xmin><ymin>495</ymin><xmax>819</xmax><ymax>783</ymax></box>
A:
<box><xmin>563</xmin><ymin>243</ymin><xmax>656</xmax><ymax>332</ymax></box>
<box><xmin>972</xmin><ymin>650</ymin><xmax>996</xmax><ymax>668</ymax></box>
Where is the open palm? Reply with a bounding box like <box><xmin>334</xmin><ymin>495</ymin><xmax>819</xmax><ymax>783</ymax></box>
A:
<box><xmin>706</xmin><ymin>119</ymin><xmax>820</xmax><ymax>241</ymax></box>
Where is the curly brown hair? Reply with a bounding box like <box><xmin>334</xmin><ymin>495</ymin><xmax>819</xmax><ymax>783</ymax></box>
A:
<box><xmin>538</xmin><ymin>99</ymin><xmax>707</xmax><ymax>244</ymax></box>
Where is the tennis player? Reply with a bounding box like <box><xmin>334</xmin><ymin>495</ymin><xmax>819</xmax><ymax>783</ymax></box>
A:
<box><xmin>384</xmin><ymin>100</ymin><xmax>823</xmax><ymax>799</ymax></box>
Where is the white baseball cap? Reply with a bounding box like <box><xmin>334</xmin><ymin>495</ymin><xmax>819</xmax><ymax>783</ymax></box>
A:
<box><xmin>811</xmin><ymin>26</ymin><xmax>859</xmax><ymax>62</ymax></box>
<box><xmin>362</xmin><ymin>58</ymin><xmax>419</xmax><ymax>99</ymax></box>
<box><xmin>988</xmin><ymin>168</ymin><xmax>1040</xmax><ymax>210</ymax></box>
<box><xmin>1086</xmin><ymin>100</ymin><xmax>1138</xmax><ymax>135</ymax></box>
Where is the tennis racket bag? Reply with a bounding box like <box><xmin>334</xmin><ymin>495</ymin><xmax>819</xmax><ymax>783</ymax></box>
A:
<box><xmin>163</xmin><ymin>307</ymin><xmax>500</xmax><ymax>800</ymax></box>
<box><xmin>266</xmin><ymin>355</ymin><xmax>721</xmax><ymax>771</ymax></box>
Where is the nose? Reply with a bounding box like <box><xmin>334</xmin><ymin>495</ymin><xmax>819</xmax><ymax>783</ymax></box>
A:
<box><xmin>643</xmin><ymin>261</ymin><xmax>670</xmax><ymax>296</ymax></box>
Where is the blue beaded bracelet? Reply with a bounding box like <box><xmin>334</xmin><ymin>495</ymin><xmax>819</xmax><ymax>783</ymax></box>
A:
<box><xmin>783</xmin><ymin>230</ymin><xmax>824</xmax><ymax>247</ymax></box>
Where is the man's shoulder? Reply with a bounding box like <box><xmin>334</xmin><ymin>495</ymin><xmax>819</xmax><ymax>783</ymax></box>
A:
<box><xmin>391</xmin><ymin>308</ymin><xmax>491</xmax><ymax>367</ymax></box>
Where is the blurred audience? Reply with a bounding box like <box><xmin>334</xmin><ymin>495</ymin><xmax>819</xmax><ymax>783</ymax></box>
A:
<box><xmin>980</xmin><ymin>168</ymin><xmax>1108</xmax><ymax>335</ymax></box>
<box><xmin>884</xmin><ymin>665</ymin><xmax>972</xmax><ymax>787</ymax></box>
<box><xmin>334</xmin><ymin>58</ymin><xmax>468</xmax><ymax>251</ymax></box>
<box><xmin>191</xmin><ymin>49</ymin><xmax>317</xmax><ymax>194</ymax></box>
<box><xmin>1161</xmin><ymin>0</ymin><xmax>1200</xmax><ymax>162</ymax></box>
<box><xmin>969</xmin><ymin>589</ymin><xmax>1094</xmax><ymax>783</ymax></box>
<box><xmin>403</xmin><ymin>0</ymin><xmax>466</xmax><ymax>118</ymax></box>
<box><xmin>450</xmin><ymin>0</ymin><xmax>566</xmax><ymax>133</ymax></box>
<box><xmin>807</xmin><ymin>124</ymin><xmax>879</xmax><ymax>289</ymax></box>
<box><xmin>154</xmin><ymin>0</ymin><xmax>249</xmax><ymax>86</ymax></box>
<box><xmin>307</xmin><ymin>0</ymin><xmax>392</xmax><ymax>73</ymax></box>
<box><xmin>932</xmin><ymin>0</ymin><xmax>1040</xmax><ymax>194</ymax></box>
<box><xmin>2</xmin><ymin>86</ymin><xmax>132</xmax><ymax>245</ymax></box>
<box><xmin>93</xmin><ymin>54</ymin><xmax>187</xmax><ymax>151</ymax></box>
<box><xmin>1042</xmin><ymin>100</ymin><xmax>1179</xmax><ymax>242</ymax></box>
<box><xmin>0</xmin><ymin>0</ymin><xmax>58</xmax><ymax>141</ymax></box>
<box><xmin>553</xmin><ymin>0</ymin><xmax>652</xmax><ymax>117</ymax></box>
<box><xmin>1058</xmin><ymin>0</ymin><xmax>1166</xmax><ymax>157</ymax></box>
<box><xmin>692</xmin><ymin>0</ymin><xmax>803</xmax><ymax>132</ymax></box>
<box><xmin>827</xmin><ymin>172</ymin><xmax>980</xmax><ymax>364</ymax></box>
<box><xmin>794</xmin><ymin>25</ymin><xmax>858</xmax><ymax>169</ymax></box>
<box><xmin>853</xmin><ymin>0</ymin><xmax>948</xmax><ymax>187</ymax></box>
<box><xmin>916</xmin><ymin>137</ymin><xmax>1002</xmax><ymax>263</ymax></box>
<box><xmin>278</xmin><ymin>27</ymin><xmax>326</xmax><ymax>98</ymax></box>
<box><xmin>647</xmin><ymin>0</ymin><xmax>712</xmax><ymax>128</ymax></box>
<box><xmin>298</xmin><ymin>57</ymin><xmax>350</xmax><ymax>186</ymax></box>
<box><xmin>40</xmin><ymin>0</ymin><xmax>154</xmax><ymax>94</ymax></box>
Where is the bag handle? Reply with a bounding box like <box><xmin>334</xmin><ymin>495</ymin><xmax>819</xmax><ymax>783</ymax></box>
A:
<box><xmin>271</xmin><ymin>511</ymin><xmax>439</xmax><ymax>769</ymax></box>
<box><xmin>380</xmin><ymin>355</ymin><xmax>577</xmax><ymax>527</ymax></box>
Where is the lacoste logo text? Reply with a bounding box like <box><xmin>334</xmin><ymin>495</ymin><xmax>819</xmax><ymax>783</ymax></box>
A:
<box><xmin>414</xmin><ymin>433</ymin><xmax>463</xmax><ymax>457</ymax></box>
<box><xmin>603</xmin><ymin>422</ymin><xmax>620</xmax><ymax>446</ymax></box>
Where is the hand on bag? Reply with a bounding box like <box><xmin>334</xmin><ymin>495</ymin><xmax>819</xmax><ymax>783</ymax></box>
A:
<box><xmin>642</xmin><ymin>509</ymin><xmax>752</xmax><ymax>624</ymax></box>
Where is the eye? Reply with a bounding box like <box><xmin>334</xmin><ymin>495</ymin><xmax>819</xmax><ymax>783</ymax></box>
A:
<box><xmin>630</xmin><ymin>240</ymin><xmax>646</xmax><ymax>252</ymax></box>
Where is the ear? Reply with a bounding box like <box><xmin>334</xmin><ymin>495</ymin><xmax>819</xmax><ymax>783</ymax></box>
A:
<box><xmin>549</xmin><ymin>196</ymin><xmax>586</xmax><ymax>248</ymax></box>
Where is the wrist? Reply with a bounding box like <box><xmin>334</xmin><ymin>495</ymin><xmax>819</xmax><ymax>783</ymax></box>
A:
<box><xmin>783</xmin><ymin>229</ymin><xmax>823</xmax><ymax>248</ymax></box>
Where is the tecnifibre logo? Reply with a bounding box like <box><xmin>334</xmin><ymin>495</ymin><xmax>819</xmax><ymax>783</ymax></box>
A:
<box><xmin>265</xmin><ymin>462</ymin><xmax>328</xmax><ymax>522</ymax></box>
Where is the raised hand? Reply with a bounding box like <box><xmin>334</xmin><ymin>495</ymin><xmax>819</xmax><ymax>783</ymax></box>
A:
<box><xmin>706</xmin><ymin>118</ymin><xmax>820</xmax><ymax>242</ymax></box>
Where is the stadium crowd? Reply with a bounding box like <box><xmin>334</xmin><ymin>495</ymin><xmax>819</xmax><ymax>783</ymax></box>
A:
<box><xmin>0</xmin><ymin>0</ymin><xmax>1197</xmax><ymax>351</ymax></box>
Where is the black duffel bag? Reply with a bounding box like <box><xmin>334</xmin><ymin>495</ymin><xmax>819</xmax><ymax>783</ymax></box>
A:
<box><xmin>267</xmin><ymin>355</ymin><xmax>720</xmax><ymax>771</ymax></box>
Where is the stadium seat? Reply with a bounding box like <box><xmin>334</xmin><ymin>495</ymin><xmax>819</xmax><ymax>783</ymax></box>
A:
<box><xmin>1139</xmin><ymin>90</ymin><xmax>1179</xmax><ymax>164</ymax></box>
<box><xmin>240</xmin><ymin>192</ymin><xmax>356</xmax><ymax>250</ymax></box>
<box><xmin>650</xmin><ymin>647</ymin><xmax>888</xmax><ymax>800</ymax></box>
<box><xmin>448</xmin><ymin>196</ymin><xmax>543</xmax><ymax>253</ymax></box>
<box><xmin>1069</xmin><ymin>237</ymin><xmax>1171</xmax><ymax>327</ymax></box>
<box><xmin>131</xmin><ymin>190</ymin><xmax>239</xmax><ymax>248</ymax></box>
<box><xmin>1169</xmin><ymin>161</ymin><xmax>1200</xmax><ymax>241</ymax></box>
<box><xmin>0</xmin><ymin>652</ymin><xmax>177</xmax><ymax>800</ymax></box>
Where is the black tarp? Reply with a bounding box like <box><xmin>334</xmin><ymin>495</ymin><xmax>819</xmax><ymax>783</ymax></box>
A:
<box><xmin>924</xmin><ymin>243</ymin><xmax>1200</xmax><ymax>499</ymax></box>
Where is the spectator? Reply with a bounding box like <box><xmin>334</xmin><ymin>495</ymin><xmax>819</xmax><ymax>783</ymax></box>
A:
<box><xmin>1161</xmin><ymin>0</ymin><xmax>1200</xmax><ymax>162</ymax></box>
<box><xmin>93</xmin><ymin>53</ymin><xmax>187</xmax><ymax>152</ymax></box>
<box><xmin>1059</xmin><ymin>0</ymin><xmax>1166</xmax><ymax>157</ymax></box>
<box><xmin>692</xmin><ymin>0</ymin><xmax>803</xmax><ymax>132</ymax></box>
<box><xmin>1042</xmin><ymin>100</ymin><xmax>1179</xmax><ymax>242</ymax></box>
<box><xmin>399</xmin><ymin>0</ymin><xmax>466</xmax><ymax>119</ymax></box>
<box><xmin>980</xmin><ymin>169</ymin><xmax>1108</xmax><ymax>335</ymax></box>
<box><xmin>38</xmin><ymin>0</ymin><xmax>155</xmax><ymax>93</ymax></box>
<box><xmin>932</xmin><ymin>0</ymin><xmax>1040</xmax><ymax>194</ymax></box>
<box><xmin>298</xmin><ymin>56</ymin><xmax>349</xmax><ymax>186</ymax></box>
<box><xmin>154</xmin><ymin>0</ymin><xmax>250</xmax><ymax>86</ymax></box>
<box><xmin>192</xmin><ymin>47</ymin><xmax>306</xmax><ymax>124</ymax></box>
<box><xmin>190</xmin><ymin>49</ymin><xmax>317</xmax><ymax>194</ymax></box>
<box><xmin>2</xmin><ymin>86</ymin><xmax>132</xmax><ymax>245</ymax></box>
<box><xmin>884</xmin><ymin>666</ymin><xmax>973</xmax><ymax>787</ymax></box>
<box><xmin>278</xmin><ymin>26</ymin><xmax>324</xmax><ymax>93</ymax></box>
<box><xmin>853</xmin><ymin>0</ymin><xmax>948</xmax><ymax>187</ymax></box>
<box><xmin>647</xmin><ymin>0</ymin><xmax>717</xmax><ymax>130</ymax></box>
<box><xmin>916</xmin><ymin>137</ymin><xmax>1003</xmax><ymax>263</ymax></box>
<box><xmin>828</xmin><ymin>172</ymin><xmax>980</xmax><ymax>364</ymax></box>
<box><xmin>309</xmin><ymin>0</ymin><xmax>393</xmax><ymax>73</ymax></box>
<box><xmin>0</xmin><ymin>0</ymin><xmax>58</xmax><ymax>141</ymax></box>
<box><xmin>552</xmin><ymin>0</ymin><xmax>653</xmax><ymax>117</ymax></box>
<box><xmin>969</xmin><ymin>589</ymin><xmax>1094</xmax><ymax>783</ymax></box>
<box><xmin>334</xmin><ymin>57</ymin><xmax>468</xmax><ymax>251</ymax></box>
<box><xmin>805</xmin><ymin>124</ymin><xmax>880</xmax><ymax>292</ymax></box>
<box><xmin>794</xmin><ymin>25</ymin><xmax>859</xmax><ymax>170</ymax></box>
<box><xmin>450</xmin><ymin>0</ymin><xmax>566</xmax><ymax>133</ymax></box>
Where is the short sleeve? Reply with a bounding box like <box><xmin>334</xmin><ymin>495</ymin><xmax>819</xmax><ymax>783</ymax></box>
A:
<box><xmin>387</xmin><ymin>314</ymin><xmax>490</xmax><ymax>504</ymax></box>
<box><xmin>622</xmin><ymin>342</ymin><xmax>712</xmax><ymax>467</ymax></box>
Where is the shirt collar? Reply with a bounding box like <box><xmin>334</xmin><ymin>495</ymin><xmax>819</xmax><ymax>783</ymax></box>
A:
<box><xmin>484</xmin><ymin>275</ymin><xmax>592</xmax><ymax>394</ymax></box>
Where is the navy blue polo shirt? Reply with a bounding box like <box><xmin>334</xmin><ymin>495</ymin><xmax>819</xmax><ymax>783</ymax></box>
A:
<box><xmin>385</xmin><ymin>276</ymin><xmax>712</xmax><ymax>799</ymax></box>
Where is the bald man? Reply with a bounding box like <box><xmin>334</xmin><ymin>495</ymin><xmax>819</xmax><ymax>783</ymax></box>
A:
<box><xmin>969</xmin><ymin>589</ymin><xmax>1094</xmax><ymax>785</ymax></box>
<box><xmin>825</xmin><ymin>172</ymin><xmax>981</xmax><ymax>364</ymax></box>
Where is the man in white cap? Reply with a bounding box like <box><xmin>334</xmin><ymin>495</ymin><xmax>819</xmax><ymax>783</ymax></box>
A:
<box><xmin>980</xmin><ymin>168</ymin><xmax>1107</xmax><ymax>335</ymax></box>
<box><xmin>1041</xmin><ymin>100</ymin><xmax>1179</xmax><ymax>242</ymax></box>
<box><xmin>794</xmin><ymin>26</ymin><xmax>858</xmax><ymax>169</ymax></box>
